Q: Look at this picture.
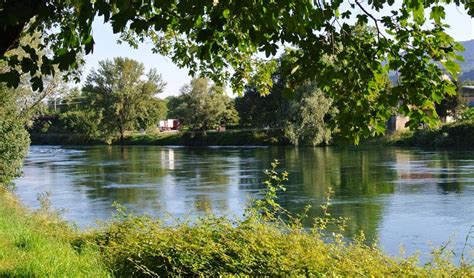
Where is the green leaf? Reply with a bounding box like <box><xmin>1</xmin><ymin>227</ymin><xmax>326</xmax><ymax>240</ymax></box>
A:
<box><xmin>222</xmin><ymin>9</ymin><xmax>230</xmax><ymax>19</ymax></box>
<box><xmin>21</xmin><ymin>58</ymin><xmax>36</xmax><ymax>74</ymax></box>
<box><xmin>429</xmin><ymin>6</ymin><xmax>445</xmax><ymax>25</ymax></box>
<box><xmin>0</xmin><ymin>71</ymin><xmax>21</xmax><ymax>88</ymax></box>
<box><xmin>196</xmin><ymin>15</ymin><xmax>203</xmax><ymax>26</ymax></box>
<box><xmin>442</xmin><ymin>60</ymin><xmax>461</xmax><ymax>76</ymax></box>
<box><xmin>412</xmin><ymin>5</ymin><xmax>425</xmax><ymax>24</ymax></box>
<box><xmin>55</xmin><ymin>50</ymin><xmax>77</xmax><ymax>71</ymax></box>
<box><xmin>31</xmin><ymin>76</ymin><xmax>44</xmax><ymax>92</ymax></box>
<box><xmin>356</xmin><ymin>14</ymin><xmax>368</xmax><ymax>25</ymax></box>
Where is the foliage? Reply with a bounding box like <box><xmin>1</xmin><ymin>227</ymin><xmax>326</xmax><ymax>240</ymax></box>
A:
<box><xmin>83</xmin><ymin>57</ymin><xmax>166</xmax><ymax>141</ymax></box>
<box><xmin>137</xmin><ymin>97</ymin><xmax>167</xmax><ymax>132</ymax></box>
<box><xmin>459</xmin><ymin>108</ymin><xmax>474</xmax><ymax>121</ymax></box>
<box><xmin>236</xmin><ymin>60</ymin><xmax>336</xmax><ymax>146</ymax></box>
<box><xmin>435</xmin><ymin>92</ymin><xmax>464</xmax><ymax>121</ymax></box>
<box><xmin>30</xmin><ymin>87</ymin><xmax>103</xmax><ymax>139</ymax></box>
<box><xmin>173</xmin><ymin>78</ymin><xmax>238</xmax><ymax>130</ymax></box>
<box><xmin>305</xmin><ymin>25</ymin><xmax>395</xmax><ymax>143</ymax></box>
<box><xmin>284</xmin><ymin>83</ymin><xmax>335</xmax><ymax>146</ymax></box>
<box><xmin>0</xmin><ymin>36</ymin><xmax>70</xmax><ymax>187</ymax></box>
<box><xmin>0</xmin><ymin>84</ymin><xmax>30</xmax><ymax>187</ymax></box>
<box><xmin>0</xmin><ymin>188</ymin><xmax>110</xmax><ymax>277</ymax></box>
<box><xmin>164</xmin><ymin>95</ymin><xmax>183</xmax><ymax>119</ymax></box>
<box><xmin>235</xmin><ymin>84</ymin><xmax>289</xmax><ymax>129</ymax></box>
<box><xmin>435</xmin><ymin>80</ymin><xmax>469</xmax><ymax>121</ymax></box>
<box><xmin>392</xmin><ymin>120</ymin><xmax>474</xmax><ymax>148</ymax></box>
<box><xmin>222</xmin><ymin>98</ymin><xmax>240</xmax><ymax>127</ymax></box>
<box><xmin>55</xmin><ymin>87</ymin><xmax>83</xmax><ymax>114</ymax></box>
<box><xmin>59</xmin><ymin>110</ymin><xmax>101</xmax><ymax>138</ymax></box>
<box><xmin>1</xmin><ymin>1</ymin><xmax>473</xmax><ymax>143</ymax></box>
<box><xmin>31</xmin><ymin>129</ymin><xmax>282</xmax><ymax>146</ymax></box>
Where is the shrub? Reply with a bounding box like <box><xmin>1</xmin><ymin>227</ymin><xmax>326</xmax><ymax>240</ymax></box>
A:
<box><xmin>84</xmin><ymin>161</ymin><xmax>473</xmax><ymax>277</ymax></box>
<box><xmin>459</xmin><ymin>107</ymin><xmax>474</xmax><ymax>121</ymax></box>
<box><xmin>0</xmin><ymin>86</ymin><xmax>30</xmax><ymax>187</ymax></box>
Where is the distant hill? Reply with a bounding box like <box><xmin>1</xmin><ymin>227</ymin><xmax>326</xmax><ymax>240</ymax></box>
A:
<box><xmin>459</xmin><ymin>39</ymin><xmax>474</xmax><ymax>81</ymax></box>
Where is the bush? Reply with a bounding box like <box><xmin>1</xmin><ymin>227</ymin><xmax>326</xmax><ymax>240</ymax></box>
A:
<box><xmin>59</xmin><ymin>110</ymin><xmax>101</xmax><ymax>139</ymax></box>
<box><xmin>394</xmin><ymin>120</ymin><xmax>474</xmax><ymax>148</ymax></box>
<box><xmin>459</xmin><ymin>107</ymin><xmax>474</xmax><ymax>121</ymax></box>
<box><xmin>83</xmin><ymin>162</ymin><xmax>473</xmax><ymax>277</ymax></box>
<box><xmin>0</xmin><ymin>86</ymin><xmax>30</xmax><ymax>187</ymax></box>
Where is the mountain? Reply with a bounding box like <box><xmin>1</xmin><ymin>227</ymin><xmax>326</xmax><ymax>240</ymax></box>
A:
<box><xmin>459</xmin><ymin>39</ymin><xmax>474</xmax><ymax>81</ymax></box>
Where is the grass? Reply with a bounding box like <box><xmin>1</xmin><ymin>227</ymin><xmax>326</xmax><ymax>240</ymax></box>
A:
<box><xmin>30</xmin><ymin>129</ymin><xmax>284</xmax><ymax>146</ymax></box>
<box><xmin>0</xmin><ymin>188</ymin><xmax>110</xmax><ymax>277</ymax></box>
<box><xmin>124</xmin><ymin>129</ymin><xmax>282</xmax><ymax>146</ymax></box>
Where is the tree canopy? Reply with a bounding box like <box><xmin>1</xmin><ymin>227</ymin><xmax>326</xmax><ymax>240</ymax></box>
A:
<box><xmin>284</xmin><ymin>83</ymin><xmax>335</xmax><ymax>146</ymax></box>
<box><xmin>0</xmin><ymin>84</ymin><xmax>30</xmax><ymax>186</ymax></box>
<box><xmin>1</xmin><ymin>0</ymin><xmax>473</xmax><ymax>142</ymax></box>
<box><xmin>172</xmin><ymin>78</ymin><xmax>238</xmax><ymax>130</ymax></box>
<box><xmin>83</xmin><ymin>57</ymin><xmax>166</xmax><ymax>141</ymax></box>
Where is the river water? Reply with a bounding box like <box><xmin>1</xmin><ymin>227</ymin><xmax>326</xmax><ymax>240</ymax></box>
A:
<box><xmin>14</xmin><ymin>145</ymin><xmax>474</xmax><ymax>260</ymax></box>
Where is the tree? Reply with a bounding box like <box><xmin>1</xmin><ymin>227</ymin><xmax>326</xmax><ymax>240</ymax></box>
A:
<box><xmin>235</xmin><ymin>84</ymin><xmax>289</xmax><ymax>129</ymax></box>
<box><xmin>1</xmin><ymin>1</ymin><xmax>473</xmax><ymax>142</ymax></box>
<box><xmin>284</xmin><ymin>83</ymin><xmax>335</xmax><ymax>146</ymax></box>
<box><xmin>0</xmin><ymin>33</ymin><xmax>66</xmax><ymax>186</ymax></box>
<box><xmin>222</xmin><ymin>99</ymin><xmax>240</xmax><ymax>127</ymax></box>
<box><xmin>435</xmin><ymin>93</ymin><xmax>464</xmax><ymax>122</ymax></box>
<box><xmin>165</xmin><ymin>96</ymin><xmax>184</xmax><ymax>119</ymax></box>
<box><xmin>0</xmin><ymin>84</ymin><xmax>30</xmax><ymax>187</ymax></box>
<box><xmin>83</xmin><ymin>57</ymin><xmax>166</xmax><ymax>141</ymax></box>
<box><xmin>174</xmin><ymin>78</ymin><xmax>237</xmax><ymax>131</ymax></box>
<box><xmin>236</xmin><ymin>75</ymin><xmax>336</xmax><ymax>146</ymax></box>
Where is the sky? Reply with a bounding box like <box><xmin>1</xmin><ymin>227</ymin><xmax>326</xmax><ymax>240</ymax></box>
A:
<box><xmin>82</xmin><ymin>5</ymin><xmax>473</xmax><ymax>97</ymax></box>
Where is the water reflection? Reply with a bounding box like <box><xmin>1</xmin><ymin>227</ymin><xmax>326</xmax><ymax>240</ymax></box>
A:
<box><xmin>14</xmin><ymin>145</ymin><xmax>474</xmax><ymax>260</ymax></box>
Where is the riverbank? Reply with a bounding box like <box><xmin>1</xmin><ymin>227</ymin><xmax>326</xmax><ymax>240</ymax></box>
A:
<box><xmin>366</xmin><ymin>120</ymin><xmax>474</xmax><ymax>148</ymax></box>
<box><xmin>1</xmin><ymin>187</ymin><xmax>472</xmax><ymax>276</ymax></box>
<box><xmin>31</xmin><ymin>120</ymin><xmax>474</xmax><ymax>148</ymax></box>
<box><xmin>30</xmin><ymin>129</ymin><xmax>284</xmax><ymax>146</ymax></box>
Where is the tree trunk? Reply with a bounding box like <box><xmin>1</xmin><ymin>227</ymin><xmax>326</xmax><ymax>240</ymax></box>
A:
<box><xmin>119</xmin><ymin>127</ymin><xmax>125</xmax><ymax>143</ymax></box>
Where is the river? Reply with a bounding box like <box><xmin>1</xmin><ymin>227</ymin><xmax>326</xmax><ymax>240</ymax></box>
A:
<box><xmin>14</xmin><ymin>145</ymin><xmax>474</xmax><ymax>261</ymax></box>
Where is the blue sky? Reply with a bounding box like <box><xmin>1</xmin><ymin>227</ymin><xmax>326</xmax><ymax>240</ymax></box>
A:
<box><xmin>82</xmin><ymin>5</ymin><xmax>473</xmax><ymax>97</ymax></box>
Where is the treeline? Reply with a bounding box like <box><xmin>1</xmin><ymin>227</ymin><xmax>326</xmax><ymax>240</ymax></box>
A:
<box><xmin>34</xmin><ymin>61</ymin><xmax>473</xmax><ymax>148</ymax></box>
<box><xmin>165</xmin><ymin>75</ymin><xmax>335</xmax><ymax>146</ymax></box>
<box><xmin>32</xmin><ymin>56</ymin><xmax>339</xmax><ymax>146</ymax></box>
<box><xmin>32</xmin><ymin>57</ymin><xmax>168</xmax><ymax>143</ymax></box>
<box><xmin>32</xmin><ymin>55</ymin><xmax>472</xmax><ymax>148</ymax></box>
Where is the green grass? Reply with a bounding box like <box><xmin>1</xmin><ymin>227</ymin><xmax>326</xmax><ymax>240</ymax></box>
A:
<box><xmin>30</xmin><ymin>129</ymin><xmax>284</xmax><ymax>146</ymax></box>
<box><xmin>118</xmin><ymin>129</ymin><xmax>284</xmax><ymax>146</ymax></box>
<box><xmin>0</xmin><ymin>188</ymin><xmax>110</xmax><ymax>277</ymax></box>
